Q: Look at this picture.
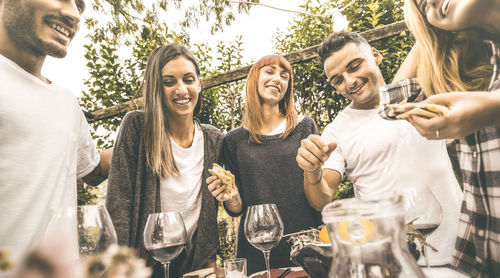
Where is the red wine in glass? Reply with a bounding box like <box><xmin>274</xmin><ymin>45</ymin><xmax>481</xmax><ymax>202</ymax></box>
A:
<box><xmin>250</xmin><ymin>239</ymin><xmax>280</xmax><ymax>251</ymax></box>
<box><xmin>143</xmin><ymin>212</ymin><xmax>187</xmax><ymax>278</ymax></box>
<box><xmin>413</xmin><ymin>223</ymin><xmax>439</xmax><ymax>237</ymax></box>
<box><xmin>399</xmin><ymin>185</ymin><xmax>443</xmax><ymax>278</ymax></box>
<box><xmin>147</xmin><ymin>242</ymin><xmax>185</xmax><ymax>264</ymax></box>
<box><xmin>244</xmin><ymin>204</ymin><xmax>284</xmax><ymax>278</ymax></box>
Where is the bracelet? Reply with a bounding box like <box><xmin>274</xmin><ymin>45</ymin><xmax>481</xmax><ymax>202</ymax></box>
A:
<box><xmin>304</xmin><ymin>168</ymin><xmax>322</xmax><ymax>184</ymax></box>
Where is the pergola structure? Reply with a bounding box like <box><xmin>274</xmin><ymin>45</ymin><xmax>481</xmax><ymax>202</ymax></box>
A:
<box><xmin>84</xmin><ymin>20</ymin><xmax>409</xmax><ymax>123</ymax></box>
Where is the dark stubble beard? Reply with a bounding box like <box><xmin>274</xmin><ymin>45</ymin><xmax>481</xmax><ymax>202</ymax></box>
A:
<box><xmin>3</xmin><ymin>0</ymin><xmax>68</xmax><ymax>58</ymax></box>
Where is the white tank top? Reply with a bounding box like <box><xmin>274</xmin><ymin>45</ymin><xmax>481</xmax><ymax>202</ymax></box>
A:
<box><xmin>160</xmin><ymin>123</ymin><xmax>204</xmax><ymax>242</ymax></box>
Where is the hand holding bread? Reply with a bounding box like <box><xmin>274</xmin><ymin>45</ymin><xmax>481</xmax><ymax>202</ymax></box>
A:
<box><xmin>387</xmin><ymin>92</ymin><xmax>500</xmax><ymax>140</ymax></box>
<box><xmin>388</xmin><ymin>102</ymin><xmax>450</xmax><ymax>119</ymax></box>
<box><xmin>207</xmin><ymin>163</ymin><xmax>238</xmax><ymax>202</ymax></box>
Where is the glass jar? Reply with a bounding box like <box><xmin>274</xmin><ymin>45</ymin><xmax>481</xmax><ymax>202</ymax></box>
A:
<box><xmin>322</xmin><ymin>197</ymin><xmax>425</xmax><ymax>278</ymax></box>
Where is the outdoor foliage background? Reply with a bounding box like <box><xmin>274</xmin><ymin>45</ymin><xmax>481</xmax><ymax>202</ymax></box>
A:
<box><xmin>78</xmin><ymin>0</ymin><xmax>414</xmax><ymax>265</ymax></box>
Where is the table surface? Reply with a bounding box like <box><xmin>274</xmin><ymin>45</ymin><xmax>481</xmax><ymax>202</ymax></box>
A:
<box><xmin>249</xmin><ymin>267</ymin><xmax>307</xmax><ymax>278</ymax></box>
<box><xmin>247</xmin><ymin>265</ymin><xmax>468</xmax><ymax>278</ymax></box>
<box><xmin>422</xmin><ymin>266</ymin><xmax>468</xmax><ymax>278</ymax></box>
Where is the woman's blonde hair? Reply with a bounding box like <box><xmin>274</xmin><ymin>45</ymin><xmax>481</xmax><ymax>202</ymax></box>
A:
<box><xmin>137</xmin><ymin>43</ymin><xmax>202</xmax><ymax>177</ymax></box>
<box><xmin>243</xmin><ymin>55</ymin><xmax>298</xmax><ymax>144</ymax></box>
<box><xmin>404</xmin><ymin>0</ymin><xmax>492</xmax><ymax>96</ymax></box>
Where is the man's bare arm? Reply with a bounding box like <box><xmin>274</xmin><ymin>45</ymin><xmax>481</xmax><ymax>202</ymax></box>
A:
<box><xmin>82</xmin><ymin>148</ymin><xmax>113</xmax><ymax>186</ymax></box>
<box><xmin>303</xmin><ymin>168</ymin><xmax>342</xmax><ymax>211</ymax></box>
<box><xmin>296</xmin><ymin>134</ymin><xmax>339</xmax><ymax>211</ymax></box>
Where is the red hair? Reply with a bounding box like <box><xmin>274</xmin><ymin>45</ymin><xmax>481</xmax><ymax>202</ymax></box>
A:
<box><xmin>243</xmin><ymin>55</ymin><xmax>298</xmax><ymax>144</ymax></box>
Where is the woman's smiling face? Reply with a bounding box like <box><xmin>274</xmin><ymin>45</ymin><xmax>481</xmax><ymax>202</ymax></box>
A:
<box><xmin>161</xmin><ymin>56</ymin><xmax>200</xmax><ymax>120</ymax></box>
<box><xmin>415</xmin><ymin>0</ymin><xmax>492</xmax><ymax>31</ymax></box>
<box><xmin>257</xmin><ymin>64</ymin><xmax>290</xmax><ymax>106</ymax></box>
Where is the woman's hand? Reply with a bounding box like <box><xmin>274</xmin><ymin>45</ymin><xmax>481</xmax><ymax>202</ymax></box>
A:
<box><xmin>207</xmin><ymin>175</ymin><xmax>239</xmax><ymax>201</ymax></box>
<box><xmin>407</xmin><ymin>92</ymin><xmax>500</xmax><ymax>139</ymax></box>
<box><xmin>207</xmin><ymin>175</ymin><xmax>242</xmax><ymax>214</ymax></box>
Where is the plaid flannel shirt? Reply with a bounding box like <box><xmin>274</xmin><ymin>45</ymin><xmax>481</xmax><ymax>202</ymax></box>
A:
<box><xmin>378</xmin><ymin>40</ymin><xmax>500</xmax><ymax>277</ymax></box>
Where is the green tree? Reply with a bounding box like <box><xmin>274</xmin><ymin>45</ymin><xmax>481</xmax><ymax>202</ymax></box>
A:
<box><xmin>195</xmin><ymin>38</ymin><xmax>246</xmax><ymax>132</ymax></box>
<box><xmin>80</xmin><ymin>1</ymin><xmax>252</xmax><ymax>149</ymax></box>
<box><xmin>274</xmin><ymin>1</ymin><xmax>343</xmax><ymax>132</ymax></box>
<box><xmin>85</xmin><ymin>0</ymin><xmax>261</xmax><ymax>45</ymax></box>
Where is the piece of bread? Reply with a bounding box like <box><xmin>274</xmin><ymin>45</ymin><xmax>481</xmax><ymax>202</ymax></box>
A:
<box><xmin>396</xmin><ymin>107</ymin><xmax>438</xmax><ymax>119</ymax></box>
<box><xmin>390</xmin><ymin>102</ymin><xmax>450</xmax><ymax>119</ymax></box>
<box><xmin>183</xmin><ymin>267</ymin><xmax>215</xmax><ymax>278</ymax></box>
<box><xmin>208</xmin><ymin>163</ymin><xmax>236</xmax><ymax>196</ymax></box>
<box><xmin>420</xmin><ymin>103</ymin><xmax>450</xmax><ymax>115</ymax></box>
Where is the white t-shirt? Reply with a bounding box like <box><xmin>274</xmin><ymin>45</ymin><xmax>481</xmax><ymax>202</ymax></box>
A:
<box><xmin>0</xmin><ymin>55</ymin><xmax>100</xmax><ymax>261</ymax></box>
<box><xmin>266</xmin><ymin>115</ymin><xmax>305</xmax><ymax>135</ymax></box>
<box><xmin>322</xmin><ymin>106</ymin><xmax>462</xmax><ymax>266</ymax></box>
<box><xmin>160</xmin><ymin>123</ymin><xmax>204</xmax><ymax>243</ymax></box>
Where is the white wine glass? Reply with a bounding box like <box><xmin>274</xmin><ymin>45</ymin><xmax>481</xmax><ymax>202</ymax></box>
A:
<box><xmin>399</xmin><ymin>185</ymin><xmax>442</xmax><ymax>277</ymax></box>
<box><xmin>143</xmin><ymin>212</ymin><xmax>187</xmax><ymax>278</ymax></box>
<box><xmin>244</xmin><ymin>204</ymin><xmax>284</xmax><ymax>278</ymax></box>
<box><xmin>77</xmin><ymin>204</ymin><xmax>118</xmax><ymax>256</ymax></box>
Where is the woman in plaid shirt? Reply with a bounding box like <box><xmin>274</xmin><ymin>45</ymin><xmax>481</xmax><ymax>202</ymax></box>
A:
<box><xmin>378</xmin><ymin>0</ymin><xmax>500</xmax><ymax>276</ymax></box>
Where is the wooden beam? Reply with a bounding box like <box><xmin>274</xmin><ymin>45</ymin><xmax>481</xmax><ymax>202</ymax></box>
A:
<box><xmin>86</xmin><ymin>20</ymin><xmax>409</xmax><ymax>122</ymax></box>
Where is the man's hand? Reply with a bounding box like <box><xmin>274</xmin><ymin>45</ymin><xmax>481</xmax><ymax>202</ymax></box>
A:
<box><xmin>297</xmin><ymin>135</ymin><xmax>341</xmax><ymax>211</ymax></box>
<box><xmin>296</xmin><ymin>134</ymin><xmax>337</xmax><ymax>174</ymax></box>
<box><xmin>82</xmin><ymin>148</ymin><xmax>113</xmax><ymax>186</ymax></box>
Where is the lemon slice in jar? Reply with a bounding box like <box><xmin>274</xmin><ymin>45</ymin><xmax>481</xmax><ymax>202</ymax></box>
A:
<box><xmin>318</xmin><ymin>226</ymin><xmax>330</xmax><ymax>243</ymax></box>
<box><xmin>338</xmin><ymin>219</ymin><xmax>375</xmax><ymax>245</ymax></box>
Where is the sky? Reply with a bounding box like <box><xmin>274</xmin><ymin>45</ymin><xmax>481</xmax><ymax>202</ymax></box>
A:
<box><xmin>42</xmin><ymin>0</ymin><xmax>304</xmax><ymax>98</ymax></box>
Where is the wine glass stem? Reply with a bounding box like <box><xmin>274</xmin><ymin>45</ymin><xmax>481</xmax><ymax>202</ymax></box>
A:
<box><xmin>163</xmin><ymin>262</ymin><xmax>171</xmax><ymax>278</ymax></box>
<box><xmin>422</xmin><ymin>245</ymin><xmax>432</xmax><ymax>278</ymax></box>
<box><xmin>263</xmin><ymin>250</ymin><xmax>271</xmax><ymax>278</ymax></box>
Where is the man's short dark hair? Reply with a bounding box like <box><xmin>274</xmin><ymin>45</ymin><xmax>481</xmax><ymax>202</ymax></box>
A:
<box><xmin>317</xmin><ymin>31</ymin><xmax>371</xmax><ymax>65</ymax></box>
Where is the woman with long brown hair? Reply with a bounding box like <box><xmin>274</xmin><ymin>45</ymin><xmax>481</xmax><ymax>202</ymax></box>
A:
<box><xmin>379</xmin><ymin>0</ymin><xmax>500</xmax><ymax>275</ymax></box>
<box><xmin>106</xmin><ymin>43</ymin><xmax>223</xmax><ymax>277</ymax></box>
<box><xmin>207</xmin><ymin>55</ymin><xmax>321</xmax><ymax>274</ymax></box>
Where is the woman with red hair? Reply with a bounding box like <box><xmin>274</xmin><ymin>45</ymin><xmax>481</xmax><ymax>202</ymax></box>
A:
<box><xmin>207</xmin><ymin>55</ymin><xmax>321</xmax><ymax>274</ymax></box>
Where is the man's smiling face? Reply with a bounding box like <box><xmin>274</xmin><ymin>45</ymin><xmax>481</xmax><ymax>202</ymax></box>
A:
<box><xmin>324</xmin><ymin>42</ymin><xmax>385</xmax><ymax>110</ymax></box>
<box><xmin>2</xmin><ymin>0</ymin><xmax>85</xmax><ymax>58</ymax></box>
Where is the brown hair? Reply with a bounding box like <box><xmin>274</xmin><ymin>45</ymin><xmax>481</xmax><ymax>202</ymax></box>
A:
<box><xmin>138</xmin><ymin>43</ymin><xmax>202</xmax><ymax>177</ymax></box>
<box><xmin>318</xmin><ymin>31</ymin><xmax>372</xmax><ymax>66</ymax></box>
<box><xmin>243</xmin><ymin>55</ymin><xmax>298</xmax><ymax>144</ymax></box>
<box><xmin>404</xmin><ymin>0</ymin><xmax>492</xmax><ymax>96</ymax></box>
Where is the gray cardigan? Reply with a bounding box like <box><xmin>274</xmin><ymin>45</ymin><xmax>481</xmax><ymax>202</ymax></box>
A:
<box><xmin>106</xmin><ymin>111</ymin><xmax>223</xmax><ymax>275</ymax></box>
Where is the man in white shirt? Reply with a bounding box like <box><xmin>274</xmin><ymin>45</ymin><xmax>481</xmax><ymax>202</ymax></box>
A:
<box><xmin>0</xmin><ymin>0</ymin><xmax>110</xmax><ymax>266</ymax></box>
<box><xmin>296</xmin><ymin>31</ymin><xmax>463</xmax><ymax>266</ymax></box>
